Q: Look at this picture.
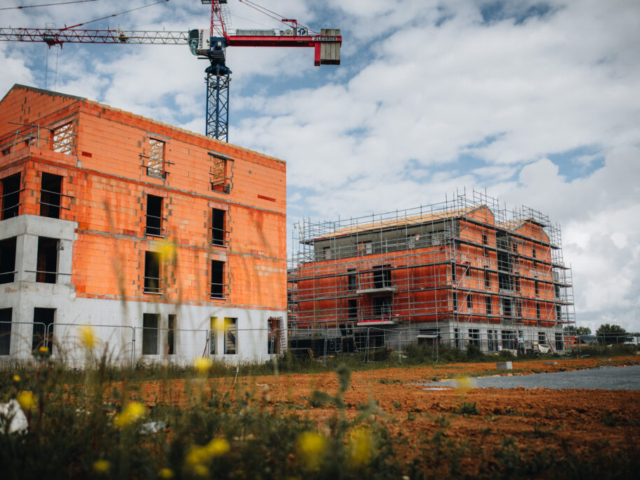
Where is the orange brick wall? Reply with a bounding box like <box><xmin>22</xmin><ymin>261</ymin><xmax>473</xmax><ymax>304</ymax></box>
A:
<box><xmin>0</xmin><ymin>85</ymin><xmax>287</xmax><ymax>312</ymax></box>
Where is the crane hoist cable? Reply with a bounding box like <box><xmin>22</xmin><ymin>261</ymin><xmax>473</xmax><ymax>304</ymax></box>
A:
<box><xmin>239</xmin><ymin>0</ymin><xmax>318</xmax><ymax>35</ymax></box>
<box><xmin>0</xmin><ymin>0</ymin><xmax>98</xmax><ymax>11</ymax></box>
<box><xmin>60</xmin><ymin>0</ymin><xmax>170</xmax><ymax>31</ymax></box>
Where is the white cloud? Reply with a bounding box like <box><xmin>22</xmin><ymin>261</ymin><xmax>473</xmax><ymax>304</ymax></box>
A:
<box><xmin>2</xmin><ymin>0</ymin><xmax>640</xmax><ymax>331</ymax></box>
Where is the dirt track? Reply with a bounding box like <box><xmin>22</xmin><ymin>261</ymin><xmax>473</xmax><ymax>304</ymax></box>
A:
<box><xmin>137</xmin><ymin>356</ymin><xmax>640</xmax><ymax>466</ymax></box>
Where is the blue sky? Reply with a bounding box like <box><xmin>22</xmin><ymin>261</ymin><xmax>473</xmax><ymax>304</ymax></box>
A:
<box><xmin>1</xmin><ymin>0</ymin><xmax>639</xmax><ymax>332</ymax></box>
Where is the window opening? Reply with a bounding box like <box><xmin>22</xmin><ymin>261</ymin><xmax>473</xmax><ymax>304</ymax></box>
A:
<box><xmin>147</xmin><ymin>139</ymin><xmax>165</xmax><ymax>178</ymax></box>
<box><xmin>357</xmin><ymin>241</ymin><xmax>372</xmax><ymax>255</ymax></box>
<box><xmin>502</xmin><ymin>330</ymin><xmax>516</xmax><ymax>350</ymax></box>
<box><xmin>0</xmin><ymin>237</ymin><xmax>17</xmax><ymax>284</ymax></box>
<box><xmin>40</xmin><ymin>173</ymin><xmax>63</xmax><ymax>219</ymax></box>
<box><xmin>323</xmin><ymin>246</ymin><xmax>331</xmax><ymax>260</ymax></box>
<box><xmin>467</xmin><ymin>294</ymin><xmax>473</xmax><ymax>311</ymax></box>
<box><xmin>536</xmin><ymin>303</ymin><xmax>541</xmax><ymax>319</ymax></box>
<box><xmin>144</xmin><ymin>251</ymin><xmax>161</xmax><ymax>294</ymax></box>
<box><xmin>555</xmin><ymin>332</ymin><xmax>564</xmax><ymax>351</ymax></box>
<box><xmin>469</xmin><ymin>329</ymin><xmax>479</xmax><ymax>346</ymax></box>
<box><xmin>0</xmin><ymin>308</ymin><xmax>12</xmax><ymax>356</ymax></box>
<box><xmin>146</xmin><ymin>195</ymin><xmax>164</xmax><ymax>237</ymax></box>
<box><xmin>485</xmin><ymin>295</ymin><xmax>492</xmax><ymax>314</ymax></box>
<box><xmin>452</xmin><ymin>292</ymin><xmax>458</xmax><ymax>311</ymax></box>
<box><xmin>533</xmin><ymin>247</ymin><xmax>537</xmax><ymax>259</ymax></box>
<box><xmin>210</xmin><ymin>260</ymin><xmax>226</xmax><ymax>299</ymax></box>
<box><xmin>347</xmin><ymin>269</ymin><xmax>357</xmax><ymax>290</ymax></box>
<box><xmin>484</xmin><ymin>270</ymin><xmax>490</xmax><ymax>288</ymax></box>
<box><xmin>52</xmin><ymin>123</ymin><xmax>74</xmax><ymax>154</ymax></box>
<box><xmin>225</xmin><ymin>318</ymin><xmax>237</xmax><ymax>354</ymax></box>
<box><xmin>212</xmin><ymin>208</ymin><xmax>226</xmax><ymax>246</ymax></box>
<box><xmin>33</xmin><ymin>308</ymin><xmax>54</xmax><ymax>354</ymax></box>
<box><xmin>538</xmin><ymin>331</ymin><xmax>546</xmax><ymax>344</ymax></box>
<box><xmin>535</xmin><ymin>280</ymin><xmax>539</xmax><ymax>296</ymax></box>
<box><xmin>451</xmin><ymin>264</ymin><xmax>456</xmax><ymax>283</ymax></box>
<box><xmin>167</xmin><ymin>315</ymin><xmax>176</xmax><ymax>355</ymax></box>
<box><xmin>142</xmin><ymin>313</ymin><xmax>159</xmax><ymax>355</ymax></box>
<box><xmin>482</xmin><ymin>233</ymin><xmax>488</xmax><ymax>245</ymax></box>
<box><xmin>36</xmin><ymin>237</ymin><xmax>59</xmax><ymax>284</ymax></box>
<box><xmin>1</xmin><ymin>173</ymin><xmax>21</xmax><ymax>220</ymax></box>
<box><xmin>501</xmin><ymin>298</ymin><xmax>512</xmax><ymax>317</ymax></box>
<box><xmin>556</xmin><ymin>305</ymin><xmax>562</xmax><ymax>321</ymax></box>
<box><xmin>348</xmin><ymin>299</ymin><xmax>358</xmax><ymax>319</ymax></box>
<box><xmin>372</xmin><ymin>296</ymin><xmax>392</xmax><ymax>318</ymax></box>
<box><xmin>210</xmin><ymin>153</ymin><xmax>231</xmax><ymax>193</ymax></box>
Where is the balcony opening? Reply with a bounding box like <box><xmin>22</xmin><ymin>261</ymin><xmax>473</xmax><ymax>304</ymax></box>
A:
<box><xmin>224</xmin><ymin>318</ymin><xmax>237</xmax><ymax>354</ymax></box>
<box><xmin>0</xmin><ymin>308</ymin><xmax>12</xmax><ymax>356</ymax></box>
<box><xmin>0</xmin><ymin>237</ymin><xmax>17</xmax><ymax>284</ymax></box>
<box><xmin>501</xmin><ymin>298</ymin><xmax>512</xmax><ymax>317</ymax></box>
<box><xmin>212</xmin><ymin>208</ymin><xmax>226</xmax><ymax>246</ymax></box>
<box><xmin>144</xmin><ymin>251</ymin><xmax>161</xmax><ymax>294</ymax></box>
<box><xmin>210</xmin><ymin>260</ymin><xmax>225</xmax><ymax>299</ymax></box>
<box><xmin>167</xmin><ymin>314</ymin><xmax>176</xmax><ymax>355</ymax></box>
<box><xmin>36</xmin><ymin>237</ymin><xmax>59</xmax><ymax>284</ymax></box>
<box><xmin>372</xmin><ymin>296</ymin><xmax>392</xmax><ymax>318</ymax></box>
<box><xmin>373</xmin><ymin>265</ymin><xmax>391</xmax><ymax>289</ymax></box>
<box><xmin>33</xmin><ymin>308</ymin><xmax>55</xmax><ymax>353</ymax></box>
<box><xmin>1</xmin><ymin>173</ymin><xmax>21</xmax><ymax>220</ymax></box>
<box><xmin>147</xmin><ymin>139</ymin><xmax>165</xmax><ymax>178</ymax></box>
<box><xmin>348</xmin><ymin>299</ymin><xmax>358</xmax><ymax>319</ymax></box>
<box><xmin>555</xmin><ymin>305</ymin><xmax>562</xmax><ymax>321</ymax></box>
<box><xmin>555</xmin><ymin>332</ymin><xmax>564</xmax><ymax>351</ymax></box>
<box><xmin>142</xmin><ymin>313</ymin><xmax>159</xmax><ymax>355</ymax></box>
<box><xmin>40</xmin><ymin>173</ymin><xmax>63</xmax><ymax>219</ymax></box>
<box><xmin>146</xmin><ymin>195</ymin><xmax>164</xmax><ymax>237</ymax></box>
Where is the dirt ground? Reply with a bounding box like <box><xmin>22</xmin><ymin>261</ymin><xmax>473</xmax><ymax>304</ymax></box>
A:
<box><xmin>136</xmin><ymin>356</ymin><xmax>640</xmax><ymax>467</ymax></box>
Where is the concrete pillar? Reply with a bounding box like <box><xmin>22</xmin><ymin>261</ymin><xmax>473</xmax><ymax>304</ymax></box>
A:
<box><xmin>58</xmin><ymin>239</ymin><xmax>73</xmax><ymax>285</ymax></box>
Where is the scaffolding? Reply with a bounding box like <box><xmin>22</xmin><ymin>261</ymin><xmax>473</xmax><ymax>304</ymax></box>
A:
<box><xmin>287</xmin><ymin>189</ymin><xmax>576</xmax><ymax>352</ymax></box>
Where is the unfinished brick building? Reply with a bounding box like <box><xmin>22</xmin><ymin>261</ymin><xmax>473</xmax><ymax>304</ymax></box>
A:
<box><xmin>0</xmin><ymin>85</ymin><xmax>287</xmax><ymax>364</ymax></box>
<box><xmin>288</xmin><ymin>191</ymin><xmax>575</xmax><ymax>354</ymax></box>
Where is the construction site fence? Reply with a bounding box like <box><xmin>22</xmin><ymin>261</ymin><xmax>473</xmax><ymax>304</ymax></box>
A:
<box><xmin>1</xmin><ymin>321</ymin><xmax>638</xmax><ymax>367</ymax></box>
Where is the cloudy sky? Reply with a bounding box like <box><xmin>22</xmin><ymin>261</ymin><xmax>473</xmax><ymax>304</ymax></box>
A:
<box><xmin>1</xmin><ymin>0</ymin><xmax>639</xmax><ymax>332</ymax></box>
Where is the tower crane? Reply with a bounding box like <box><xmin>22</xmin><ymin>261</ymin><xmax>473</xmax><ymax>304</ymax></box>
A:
<box><xmin>0</xmin><ymin>0</ymin><xmax>342</xmax><ymax>142</ymax></box>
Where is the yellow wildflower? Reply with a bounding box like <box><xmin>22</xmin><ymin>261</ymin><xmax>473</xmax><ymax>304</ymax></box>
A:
<box><xmin>39</xmin><ymin>346</ymin><xmax>48</xmax><ymax>354</ymax></box>
<box><xmin>297</xmin><ymin>431</ymin><xmax>327</xmax><ymax>470</ymax></box>
<box><xmin>12</xmin><ymin>375</ymin><xmax>20</xmax><ymax>383</ymax></box>
<box><xmin>16</xmin><ymin>391</ymin><xmax>36</xmax><ymax>410</ymax></box>
<box><xmin>210</xmin><ymin>317</ymin><xmax>230</xmax><ymax>334</ymax></box>
<box><xmin>456</xmin><ymin>376</ymin><xmax>474</xmax><ymax>395</ymax></box>
<box><xmin>113</xmin><ymin>402</ymin><xmax>146</xmax><ymax>427</ymax></box>
<box><xmin>157</xmin><ymin>239</ymin><xmax>177</xmax><ymax>261</ymax></box>
<box><xmin>93</xmin><ymin>460</ymin><xmax>110</xmax><ymax>473</ymax></box>
<box><xmin>193</xmin><ymin>465</ymin><xmax>209</xmax><ymax>478</ymax></box>
<box><xmin>79</xmin><ymin>326</ymin><xmax>97</xmax><ymax>349</ymax></box>
<box><xmin>206</xmin><ymin>437</ymin><xmax>230</xmax><ymax>457</ymax></box>
<box><xmin>158</xmin><ymin>468</ymin><xmax>174</xmax><ymax>479</ymax></box>
<box><xmin>347</xmin><ymin>426</ymin><xmax>374</xmax><ymax>467</ymax></box>
<box><xmin>193</xmin><ymin>357</ymin><xmax>212</xmax><ymax>374</ymax></box>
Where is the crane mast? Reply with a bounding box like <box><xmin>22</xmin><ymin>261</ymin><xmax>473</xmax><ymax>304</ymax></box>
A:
<box><xmin>0</xmin><ymin>0</ymin><xmax>342</xmax><ymax>143</ymax></box>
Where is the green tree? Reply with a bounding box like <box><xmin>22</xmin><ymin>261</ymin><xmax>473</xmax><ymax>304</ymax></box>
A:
<box><xmin>563</xmin><ymin>326</ymin><xmax>591</xmax><ymax>335</ymax></box>
<box><xmin>595</xmin><ymin>324</ymin><xmax>626</xmax><ymax>344</ymax></box>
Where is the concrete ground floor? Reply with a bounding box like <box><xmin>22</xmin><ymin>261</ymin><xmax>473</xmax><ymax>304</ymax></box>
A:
<box><xmin>0</xmin><ymin>281</ymin><xmax>286</xmax><ymax>366</ymax></box>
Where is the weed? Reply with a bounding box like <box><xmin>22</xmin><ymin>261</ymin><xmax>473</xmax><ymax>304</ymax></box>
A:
<box><xmin>454</xmin><ymin>401</ymin><xmax>479</xmax><ymax>415</ymax></box>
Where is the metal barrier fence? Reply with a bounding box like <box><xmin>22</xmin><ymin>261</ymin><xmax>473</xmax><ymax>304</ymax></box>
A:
<box><xmin>2</xmin><ymin>320</ymin><xmax>638</xmax><ymax>366</ymax></box>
